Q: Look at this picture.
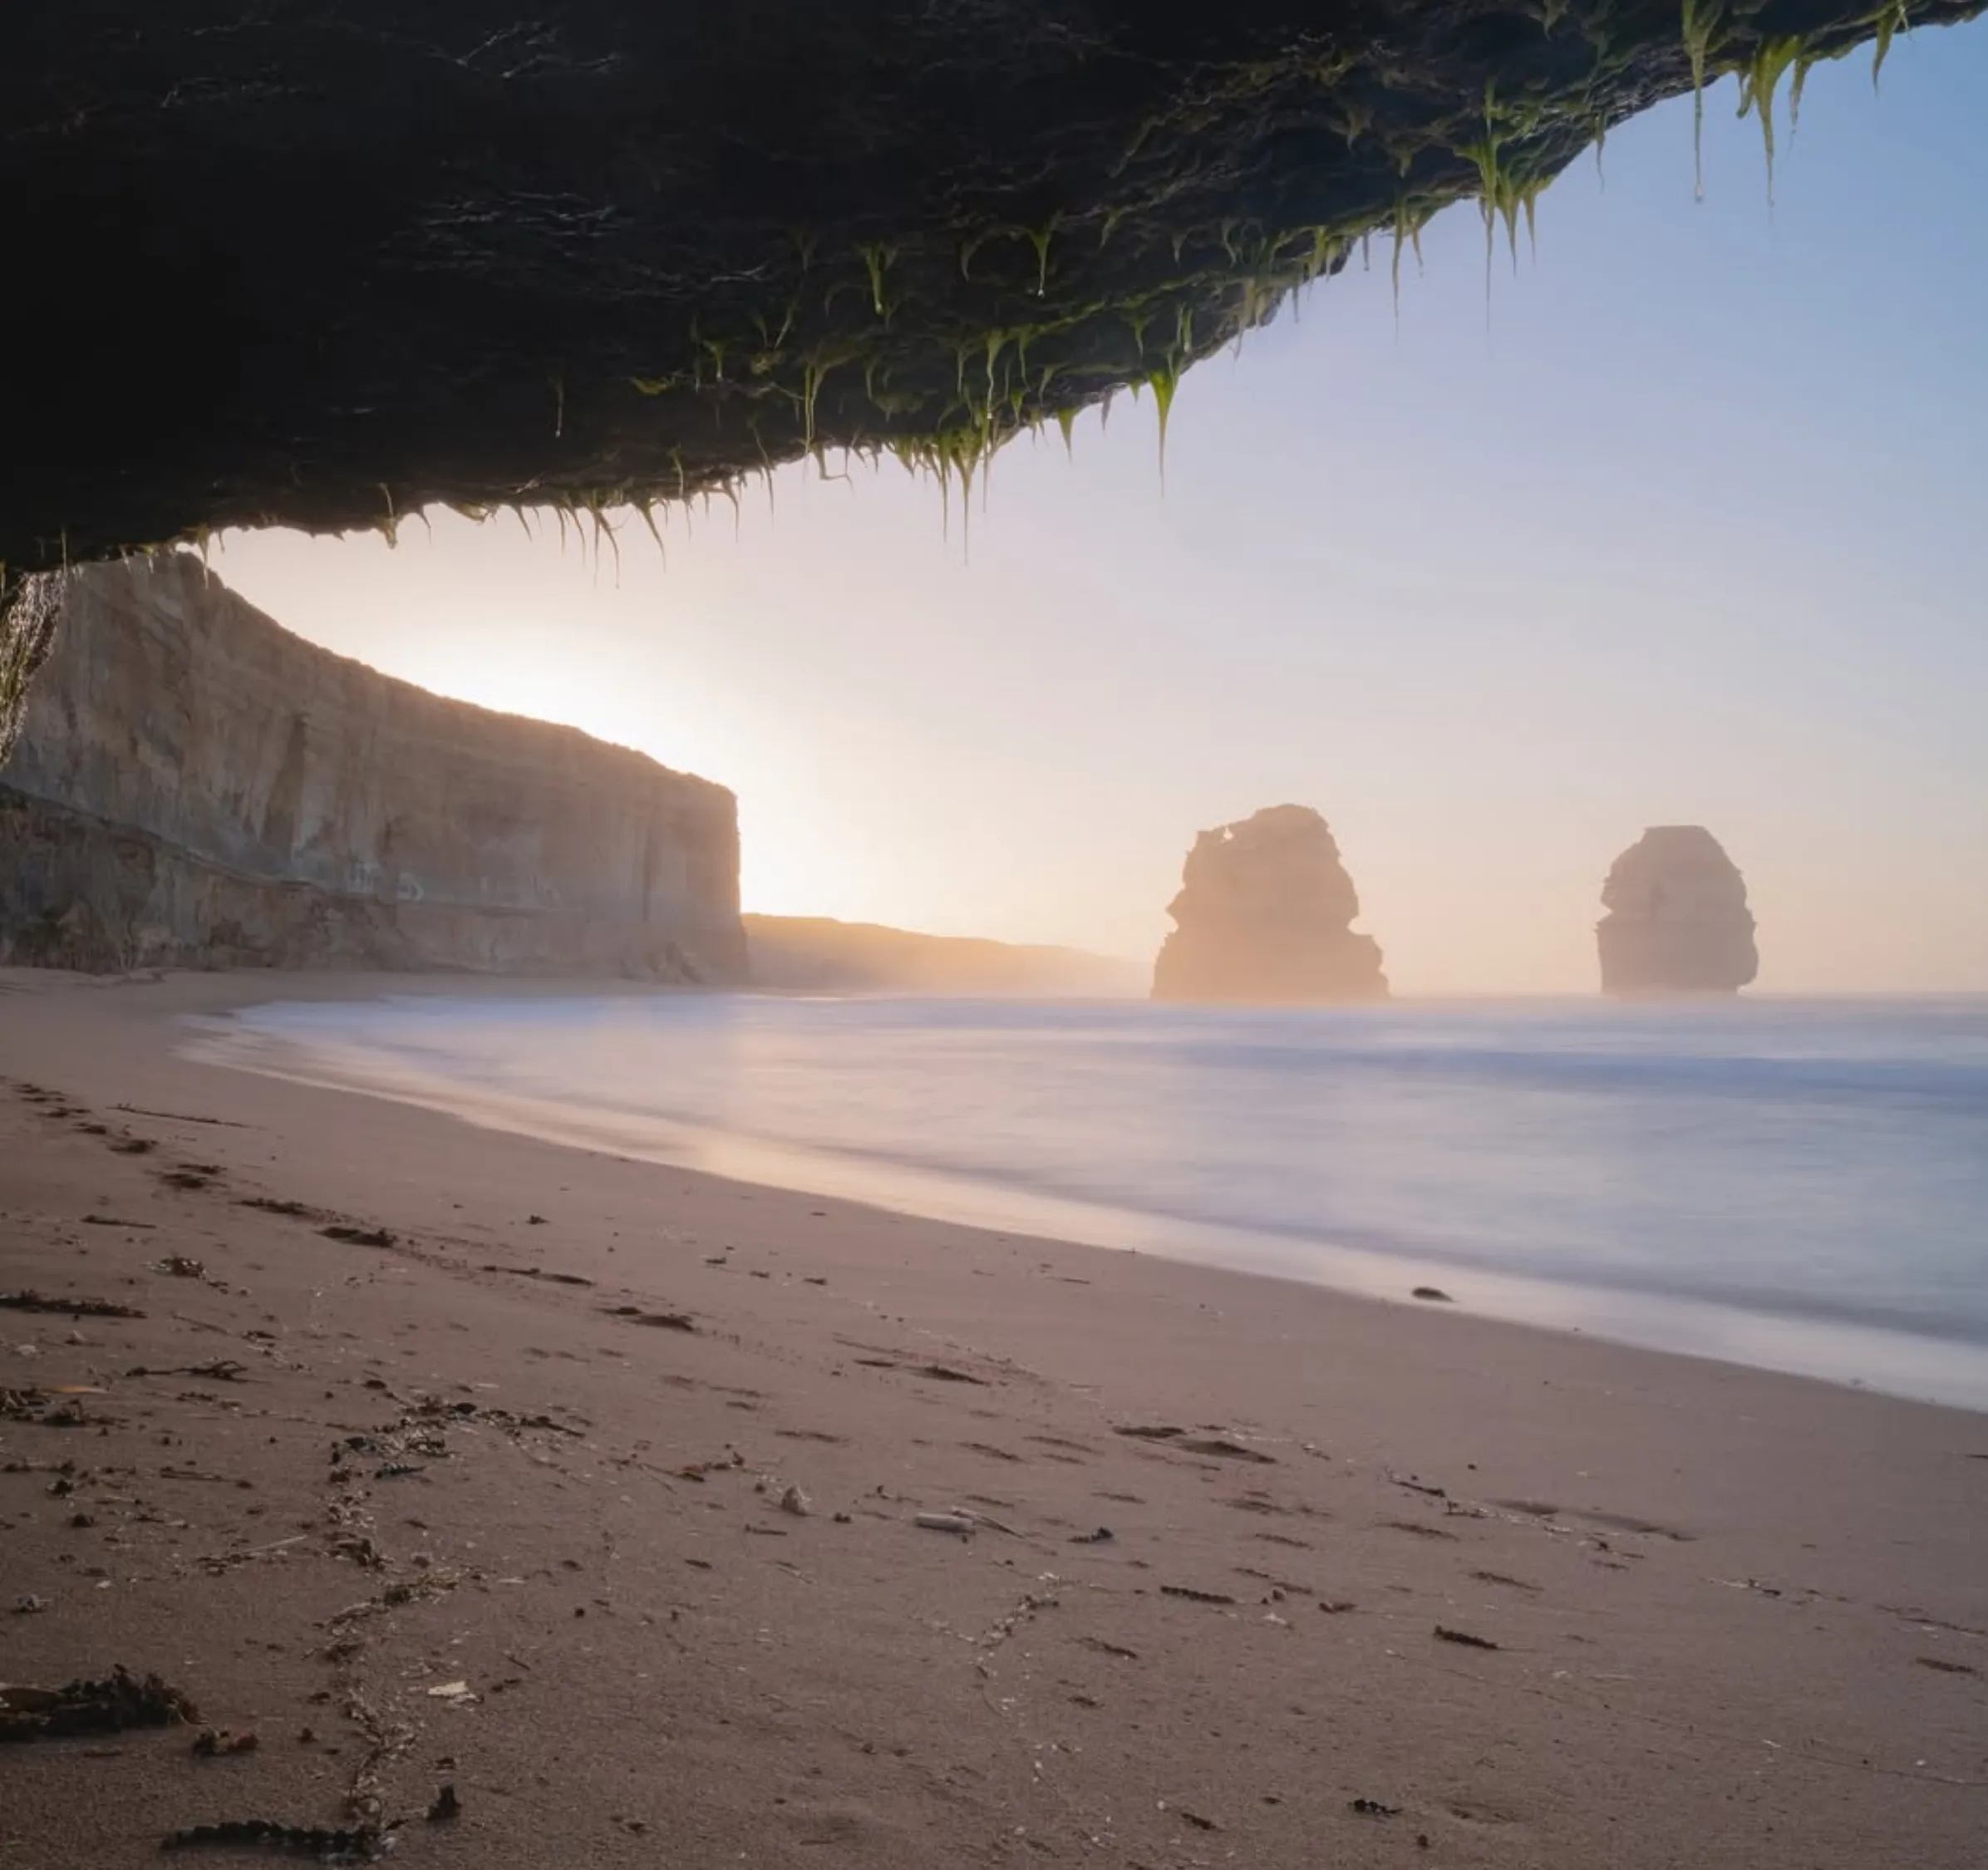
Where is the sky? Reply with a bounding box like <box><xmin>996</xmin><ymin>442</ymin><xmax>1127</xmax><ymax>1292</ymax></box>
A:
<box><xmin>211</xmin><ymin>27</ymin><xmax>1988</xmax><ymax>996</ymax></box>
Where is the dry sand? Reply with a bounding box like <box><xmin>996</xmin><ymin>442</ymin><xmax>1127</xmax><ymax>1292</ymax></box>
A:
<box><xmin>2</xmin><ymin>969</ymin><xmax>1984</xmax><ymax>1868</ymax></box>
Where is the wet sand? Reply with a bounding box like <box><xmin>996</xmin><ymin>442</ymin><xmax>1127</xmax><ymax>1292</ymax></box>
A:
<box><xmin>2</xmin><ymin>969</ymin><xmax>1984</xmax><ymax>1867</ymax></box>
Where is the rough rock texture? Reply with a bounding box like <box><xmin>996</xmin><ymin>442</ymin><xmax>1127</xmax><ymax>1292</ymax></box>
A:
<box><xmin>1152</xmin><ymin>805</ymin><xmax>1387</xmax><ymax>1002</ymax></box>
<box><xmin>746</xmin><ymin>915</ymin><xmax>1141</xmax><ymax>997</ymax></box>
<box><xmin>4</xmin><ymin>2</ymin><xmax>1981</xmax><ymax>585</ymax></box>
<box><xmin>0</xmin><ymin>555</ymin><xmax>745</xmax><ymax>980</ymax></box>
<box><xmin>1597</xmin><ymin>825</ymin><xmax>1759</xmax><ymax>995</ymax></box>
<box><xmin>0</xmin><ymin>574</ymin><xmax>62</xmax><ymax>769</ymax></box>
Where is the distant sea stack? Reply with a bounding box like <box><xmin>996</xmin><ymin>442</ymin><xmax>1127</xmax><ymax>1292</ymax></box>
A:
<box><xmin>1597</xmin><ymin>826</ymin><xmax>1758</xmax><ymax>996</ymax></box>
<box><xmin>0</xmin><ymin>554</ymin><xmax>746</xmax><ymax>980</ymax></box>
<box><xmin>1152</xmin><ymin>805</ymin><xmax>1388</xmax><ymax>1004</ymax></box>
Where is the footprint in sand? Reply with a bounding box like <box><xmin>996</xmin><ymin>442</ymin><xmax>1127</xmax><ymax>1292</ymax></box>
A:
<box><xmin>1469</xmin><ymin>1569</ymin><xmax>1543</xmax><ymax>1593</ymax></box>
<box><xmin>1567</xmin><ymin>1508</ymin><xmax>1695</xmax><ymax>1542</ymax></box>
<box><xmin>1113</xmin><ymin>1425</ymin><xmax>1274</xmax><ymax>1464</ymax></box>
<box><xmin>1445</xmin><ymin>1795</ymin><xmax>1530</xmax><ymax>1828</ymax></box>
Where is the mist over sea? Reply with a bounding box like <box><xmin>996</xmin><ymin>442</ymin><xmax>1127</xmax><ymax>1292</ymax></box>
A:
<box><xmin>198</xmin><ymin>993</ymin><xmax>1988</xmax><ymax>1410</ymax></box>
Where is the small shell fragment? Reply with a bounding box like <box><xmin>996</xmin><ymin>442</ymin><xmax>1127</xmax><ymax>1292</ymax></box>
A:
<box><xmin>914</xmin><ymin>1512</ymin><xmax>975</xmax><ymax>1536</ymax></box>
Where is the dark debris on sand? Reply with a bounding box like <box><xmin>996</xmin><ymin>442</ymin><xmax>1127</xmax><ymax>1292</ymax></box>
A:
<box><xmin>318</xmin><ymin>1225</ymin><xmax>396</xmax><ymax>1248</ymax></box>
<box><xmin>2</xmin><ymin>1388</ymin><xmax>99</xmax><ymax>1428</ymax></box>
<box><xmin>604</xmin><ymin>1305</ymin><xmax>696</xmax><ymax>1331</ymax></box>
<box><xmin>160</xmin><ymin>1820</ymin><xmax>386</xmax><ymax>1859</ymax></box>
<box><xmin>0</xmin><ymin>1289</ymin><xmax>145</xmax><ymax>1318</ymax></box>
<box><xmin>0</xmin><ymin>1667</ymin><xmax>199</xmax><ymax>1743</ymax></box>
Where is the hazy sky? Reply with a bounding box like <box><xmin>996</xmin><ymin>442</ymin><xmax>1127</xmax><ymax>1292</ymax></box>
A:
<box><xmin>213</xmin><ymin>32</ymin><xmax>1988</xmax><ymax>995</ymax></box>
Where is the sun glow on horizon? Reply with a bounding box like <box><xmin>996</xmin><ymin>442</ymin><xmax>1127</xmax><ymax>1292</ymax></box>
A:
<box><xmin>254</xmin><ymin>578</ymin><xmax>881</xmax><ymax>928</ymax></box>
<box><xmin>197</xmin><ymin>37</ymin><xmax>1988</xmax><ymax>995</ymax></box>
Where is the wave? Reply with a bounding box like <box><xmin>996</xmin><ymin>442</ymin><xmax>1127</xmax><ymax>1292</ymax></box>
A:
<box><xmin>194</xmin><ymin>991</ymin><xmax>1988</xmax><ymax>1405</ymax></box>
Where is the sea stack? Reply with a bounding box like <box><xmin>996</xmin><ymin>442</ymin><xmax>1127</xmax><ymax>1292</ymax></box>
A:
<box><xmin>1597</xmin><ymin>826</ymin><xmax>1758</xmax><ymax>996</ymax></box>
<box><xmin>1152</xmin><ymin>805</ymin><xmax>1387</xmax><ymax>1003</ymax></box>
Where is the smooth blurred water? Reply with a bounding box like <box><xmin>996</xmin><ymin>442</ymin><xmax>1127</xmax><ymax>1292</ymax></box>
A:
<box><xmin>198</xmin><ymin>993</ymin><xmax>1988</xmax><ymax>1408</ymax></box>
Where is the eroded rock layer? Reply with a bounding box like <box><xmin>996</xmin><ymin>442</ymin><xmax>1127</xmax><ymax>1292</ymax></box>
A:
<box><xmin>0</xmin><ymin>556</ymin><xmax>745</xmax><ymax>980</ymax></box>
<box><xmin>4</xmin><ymin>2</ymin><xmax>1981</xmax><ymax>581</ymax></box>
<box><xmin>1153</xmin><ymin>805</ymin><xmax>1387</xmax><ymax>1003</ymax></box>
<box><xmin>1597</xmin><ymin>825</ymin><xmax>1758</xmax><ymax>995</ymax></box>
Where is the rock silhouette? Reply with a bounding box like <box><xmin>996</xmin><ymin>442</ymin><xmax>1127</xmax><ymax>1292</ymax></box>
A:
<box><xmin>1152</xmin><ymin>806</ymin><xmax>1387</xmax><ymax>1004</ymax></box>
<box><xmin>6</xmin><ymin>2</ymin><xmax>1972</xmax><ymax>586</ymax></box>
<box><xmin>1597</xmin><ymin>827</ymin><xmax>1758</xmax><ymax>996</ymax></box>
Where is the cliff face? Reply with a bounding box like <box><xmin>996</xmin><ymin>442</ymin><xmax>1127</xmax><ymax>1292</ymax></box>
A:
<box><xmin>746</xmin><ymin>915</ymin><xmax>1141</xmax><ymax>997</ymax></box>
<box><xmin>0</xmin><ymin>556</ymin><xmax>746</xmax><ymax>981</ymax></box>
<box><xmin>1597</xmin><ymin>826</ymin><xmax>1758</xmax><ymax>996</ymax></box>
<box><xmin>1152</xmin><ymin>805</ymin><xmax>1387</xmax><ymax>1004</ymax></box>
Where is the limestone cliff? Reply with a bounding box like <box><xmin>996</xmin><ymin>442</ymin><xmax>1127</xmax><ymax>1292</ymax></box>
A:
<box><xmin>0</xmin><ymin>556</ymin><xmax>746</xmax><ymax>981</ymax></box>
<box><xmin>1597</xmin><ymin>826</ymin><xmax>1758</xmax><ymax>996</ymax></box>
<box><xmin>1152</xmin><ymin>805</ymin><xmax>1387</xmax><ymax>1004</ymax></box>
<box><xmin>746</xmin><ymin>915</ymin><xmax>1140</xmax><ymax>997</ymax></box>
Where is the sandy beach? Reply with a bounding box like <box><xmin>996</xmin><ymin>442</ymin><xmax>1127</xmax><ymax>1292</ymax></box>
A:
<box><xmin>2</xmin><ymin>969</ymin><xmax>1984</xmax><ymax>1868</ymax></box>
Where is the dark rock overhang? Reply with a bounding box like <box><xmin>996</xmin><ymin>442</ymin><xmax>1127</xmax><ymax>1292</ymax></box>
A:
<box><xmin>4</xmin><ymin>0</ymin><xmax>1979</xmax><ymax>583</ymax></box>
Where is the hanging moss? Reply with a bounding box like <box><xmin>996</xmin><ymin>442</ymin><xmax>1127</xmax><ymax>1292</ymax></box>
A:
<box><xmin>1738</xmin><ymin>37</ymin><xmax>1804</xmax><ymax>201</ymax></box>
<box><xmin>0</xmin><ymin>0</ymin><xmax>1981</xmax><ymax>576</ymax></box>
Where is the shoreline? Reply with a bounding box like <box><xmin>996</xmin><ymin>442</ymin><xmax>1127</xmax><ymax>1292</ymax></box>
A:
<box><xmin>3</xmin><ymin>968</ymin><xmax>1986</xmax><ymax>1868</ymax></box>
<box><xmin>193</xmin><ymin>982</ymin><xmax>1988</xmax><ymax>1415</ymax></box>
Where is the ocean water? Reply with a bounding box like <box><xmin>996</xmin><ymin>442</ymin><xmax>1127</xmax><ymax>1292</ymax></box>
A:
<box><xmin>194</xmin><ymin>993</ymin><xmax>1988</xmax><ymax>1410</ymax></box>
